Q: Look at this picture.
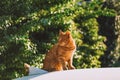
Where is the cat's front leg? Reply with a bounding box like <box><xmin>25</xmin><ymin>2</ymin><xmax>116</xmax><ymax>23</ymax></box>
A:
<box><xmin>67</xmin><ymin>58</ymin><xmax>75</xmax><ymax>69</ymax></box>
<box><xmin>58</xmin><ymin>57</ymin><xmax>68</xmax><ymax>70</ymax></box>
<box><xmin>63</xmin><ymin>61</ymin><xmax>68</xmax><ymax>70</ymax></box>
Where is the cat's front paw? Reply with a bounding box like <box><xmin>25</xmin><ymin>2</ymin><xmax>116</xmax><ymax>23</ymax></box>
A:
<box><xmin>69</xmin><ymin>66</ymin><xmax>75</xmax><ymax>70</ymax></box>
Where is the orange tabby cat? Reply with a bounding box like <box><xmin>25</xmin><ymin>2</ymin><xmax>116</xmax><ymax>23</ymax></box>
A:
<box><xmin>43</xmin><ymin>30</ymin><xmax>76</xmax><ymax>72</ymax></box>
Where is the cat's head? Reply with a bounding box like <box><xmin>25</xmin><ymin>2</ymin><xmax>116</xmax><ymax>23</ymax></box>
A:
<box><xmin>58</xmin><ymin>30</ymin><xmax>75</xmax><ymax>48</ymax></box>
<box><xmin>24</xmin><ymin>63</ymin><xmax>30</xmax><ymax>75</ymax></box>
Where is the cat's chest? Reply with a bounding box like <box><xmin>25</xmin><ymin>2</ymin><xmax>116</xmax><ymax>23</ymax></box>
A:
<box><xmin>56</xmin><ymin>48</ymin><xmax>74</xmax><ymax>58</ymax></box>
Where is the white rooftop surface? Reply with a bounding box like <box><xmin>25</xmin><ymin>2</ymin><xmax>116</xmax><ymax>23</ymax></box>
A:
<box><xmin>15</xmin><ymin>68</ymin><xmax>120</xmax><ymax>80</ymax></box>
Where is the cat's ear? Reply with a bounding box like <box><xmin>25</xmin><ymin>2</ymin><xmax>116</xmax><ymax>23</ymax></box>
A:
<box><xmin>66</xmin><ymin>31</ymin><xmax>71</xmax><ymax>38</ymax></box>
<box><xmin>66</xmin><ymin>31</ymin><xmax>70</xmax><ymax>35</ymax></box>
<box><xmin>59</xmin><ymin>30</ymin><xmax>64</xmax><ymax>35</ymax></box>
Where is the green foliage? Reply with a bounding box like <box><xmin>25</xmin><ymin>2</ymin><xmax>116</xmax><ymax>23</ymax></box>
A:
<box><xmin>73</xmin><ymin>0</ymin><xmax>115</xmax><ymax>68</ymax></box>
<box><xmin>0</xmin><ymin>0</ymin><xmax>116</xmax><ymax>79</ymax></box>
<box><xmin>98</xmin><ymin>0</ymin><xmax>120</xmax><ymax>67</ymax></box>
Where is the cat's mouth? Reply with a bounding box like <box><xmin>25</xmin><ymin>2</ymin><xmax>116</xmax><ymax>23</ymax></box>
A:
<box><xmin>58</xmin><ymin>44</ymin><xmax>76</xmax><ymax>51</ymax></box>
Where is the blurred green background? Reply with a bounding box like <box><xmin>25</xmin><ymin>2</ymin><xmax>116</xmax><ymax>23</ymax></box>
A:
<box><xmin>0</xmin><ymin>0</ymin><xmax>120</xmax><ymax>79</ymax></box>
